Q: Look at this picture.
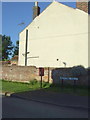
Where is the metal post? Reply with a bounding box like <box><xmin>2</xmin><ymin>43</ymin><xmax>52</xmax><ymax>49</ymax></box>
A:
<box><xmin>40</xmin><ymin>75</ymin><xmax>42</xmax><ymax>88</ymax></box>
<box><xmin>25</xmin><ymin>29</ymin><xmax>28</xmax><ymax>66</ymax></box>
<box><xmin>73</xmin><ymin>80</ymin><xmax>76</xmax><ymax>92</ymax></box>
<box><xmin>61</xmin><ymin>79</ymin><xmax>63</xmax><ymax>91</ymax></box>
<box><xmin>62</xmin><ymin>79</ymin><xmax>63</xmax><ymax>87</ymax></box>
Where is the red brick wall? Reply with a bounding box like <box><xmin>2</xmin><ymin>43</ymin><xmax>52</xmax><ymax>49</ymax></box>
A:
<box><xmin>76</xmin><ymin>1</ymin><xmax>88</xmax><ymax>13</ymax></box>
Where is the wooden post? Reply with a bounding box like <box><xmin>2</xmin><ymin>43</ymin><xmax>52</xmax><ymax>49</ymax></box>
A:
<box><xmin>48</xmin><ymin>67</ymin><xmax>50</xmax><ymax>83</ymax></box>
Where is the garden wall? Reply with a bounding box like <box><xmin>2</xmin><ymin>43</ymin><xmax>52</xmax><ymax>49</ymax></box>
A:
<box><xmin>0</xmin><ymin>65</ymin><xmax>89</xmax><ymax>86</ymax></box>
<box><xmin>1</xmin><ymin>66</ymin><xmax>53</xmax><ymax>83</ymax></box>
<box><xmin>51</xmin><ymin>68</ymin><xmax>89</xmax><ymax>86</ymax></box>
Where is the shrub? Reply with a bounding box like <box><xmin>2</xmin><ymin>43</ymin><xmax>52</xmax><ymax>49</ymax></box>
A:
<box><xmin>29</xmin><ymin>79</ymin><xmax>38</xmax><ymax>85</ymax></box>
<box><xmin>42</xmin><ymin>82</ymin><xmax>50</xmax><ymax>88</ymax></box>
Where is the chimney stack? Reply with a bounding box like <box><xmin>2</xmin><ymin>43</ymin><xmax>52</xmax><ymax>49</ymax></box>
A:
<box><xmin>76</xmin><ymin>0</ymin><xmax>88</xmax><ymax>13</ymax></box>
<box><xmin>33</xmin><ymin>1</ymin><xmax>40</xmax><ymax>20</ymax></box>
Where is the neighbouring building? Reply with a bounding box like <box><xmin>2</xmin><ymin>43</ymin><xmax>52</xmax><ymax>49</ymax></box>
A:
<box><xmin>18</xmin><ymin>1</ymin><xmax>90</xmax><ymax>68</ymax></box>
<box><xmin>11</xmin><ymin>55</ymin><xmax>18</xmax><ymax>65</ymax></box>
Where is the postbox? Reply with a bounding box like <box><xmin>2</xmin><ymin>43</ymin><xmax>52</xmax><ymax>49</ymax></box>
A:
<box><xmin>39</xmin><ymin>68</ymin><xmax>44</xmax><ymax>76</ymax></box>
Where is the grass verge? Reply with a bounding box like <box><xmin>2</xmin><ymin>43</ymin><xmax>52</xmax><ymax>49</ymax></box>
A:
<box><xmin>0</xmin><ymin>80</ymin><xmax>89</xmax><ymax>96</ymax></box>
<box><xmin>45</xmin><ymin>84</ymin><xmax>89</xmax><ymax>96</ymax></box>
<box><xmin>1</xmin><ymin>80</ymin><xmax>50</xmax><ymax>93</ymax></box>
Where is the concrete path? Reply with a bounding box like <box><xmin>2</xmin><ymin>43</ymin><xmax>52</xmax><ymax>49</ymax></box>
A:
<box><xmin>11</xmin><ymin>89</ymin><xmax>88</xmax><ymax>110</ymax></box>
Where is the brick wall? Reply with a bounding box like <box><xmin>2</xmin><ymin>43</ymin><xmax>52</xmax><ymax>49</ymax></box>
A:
<box><xmin>76</xmin><ymin>1</ymin><xmax>88</xmax><ymax>13</ymax></box>
<box><xmin>1</xmin><ymin>66</ymin><xmax>53</xmax><ymax>83</ymax></box>
<box><xmin>0</xmin><ymin>66</ymin><xmax>89</xmax><ymax>86</ymax></box>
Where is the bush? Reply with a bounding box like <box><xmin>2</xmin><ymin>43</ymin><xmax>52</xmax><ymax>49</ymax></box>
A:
<box><xmin>29</xmin><ymin>79</ymin><xmax>38</xmax><ymax>85</ymax></box>
<box><xmin>42</xmin><ymin>82</ymin><xmax>50</xmax><ymax>88</ymax></box>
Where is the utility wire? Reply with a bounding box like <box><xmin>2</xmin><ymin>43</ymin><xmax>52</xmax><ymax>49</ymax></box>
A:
<box><xmin>29</xmin><ymin>32</ymin><xmax>89</xmax><ymax>40</ymax></box>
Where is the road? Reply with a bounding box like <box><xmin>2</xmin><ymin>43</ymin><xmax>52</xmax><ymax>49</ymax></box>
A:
<box><xmin>2</xmin><ymin>96</ymin><xmax>88</xmax><ymax>118</ymax></box>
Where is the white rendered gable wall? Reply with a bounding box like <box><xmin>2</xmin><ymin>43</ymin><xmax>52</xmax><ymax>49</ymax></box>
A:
<box><xmin>18</xmin><ymin>1</ymin><xmax>89</xmax><ymax>68</ymax></box>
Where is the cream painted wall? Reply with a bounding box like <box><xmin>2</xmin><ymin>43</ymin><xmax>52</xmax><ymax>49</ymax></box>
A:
<box><xmin>18</xmin><ymin>1</ymin><xmax>89</xmax><ymax>68</ymax></box>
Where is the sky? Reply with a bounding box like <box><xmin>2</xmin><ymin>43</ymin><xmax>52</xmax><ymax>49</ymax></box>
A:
<box><xmin>2</xmin><ymin>1</ymin><xmax>76</xmax><ymax>46</ymax></box>
<box><xmin>0</xmin><ymin>2</ymin><xmax>2</xmax><ymax>35</ymax></box>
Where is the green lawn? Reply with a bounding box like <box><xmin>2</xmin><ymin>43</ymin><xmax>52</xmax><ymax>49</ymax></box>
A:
<box><xmin>0</xmin><ymin>80</ymin><xmax>89</xmax><ymax>96</ymax></box>
<box><xmin>1</xmin><ymin>80</ymin><xmax>50</xmax><ymax>93</ymax></box>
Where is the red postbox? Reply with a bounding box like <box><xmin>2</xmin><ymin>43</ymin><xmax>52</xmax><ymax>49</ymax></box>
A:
<box><xmin>39</xmin><ymin>68</ymin><xmax>44</xmax><ymax>76</ymax></box>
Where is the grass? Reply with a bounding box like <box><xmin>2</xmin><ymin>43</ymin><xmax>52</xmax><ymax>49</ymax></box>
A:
<box><xmin>0</xmin><ymin>80</ymin><xmax>51</xmax><ymax>93</ymax></box>
<box><xmin>0</xmin><ymin>80</ymin><xmax>89</xmax><ymax>96</ymax></box>
<box><xmin>45</xmin><ymin>84</ymin><xmax>89</xmax><ymax>96</ymax></box>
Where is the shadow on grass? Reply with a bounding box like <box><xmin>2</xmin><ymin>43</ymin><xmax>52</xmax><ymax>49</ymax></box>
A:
<box><xmin>2</xmin><ymin>79</ymin><xmax>89</xmax><ymax>96</ymax></box>
<box><xmin>43</xmin><ymin>83</ymin><xmax>89</xmax><ymax>96</ymax></box>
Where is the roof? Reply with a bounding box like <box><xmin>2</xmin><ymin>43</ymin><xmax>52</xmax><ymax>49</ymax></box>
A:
<box><xmin>11</xmin><ymin>55</ymin><xmax>18</xmax><ymax>61</ymax></box>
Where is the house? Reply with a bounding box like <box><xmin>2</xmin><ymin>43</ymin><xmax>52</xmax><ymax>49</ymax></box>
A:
<box><xmin>11</xmin><ymin>55</ymin><xmax>18</xmax><ymax>65</ymax></box>
<box><xmin>18</xmin><ymin>1</ymin><xmax>89</xmax><ymax>68</ymax></box>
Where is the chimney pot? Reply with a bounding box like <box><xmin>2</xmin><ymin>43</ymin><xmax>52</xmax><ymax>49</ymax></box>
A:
<box><xmin>35</xmin><ymin>1</ymin><xmax>38</xmax><ymax>6</ymax></box>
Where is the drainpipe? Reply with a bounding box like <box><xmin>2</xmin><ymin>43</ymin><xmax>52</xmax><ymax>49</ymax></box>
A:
<box><xmin>25</xmin><ymin>29</ymin><xmax>28</xmax><ymax>66</ymax></box>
